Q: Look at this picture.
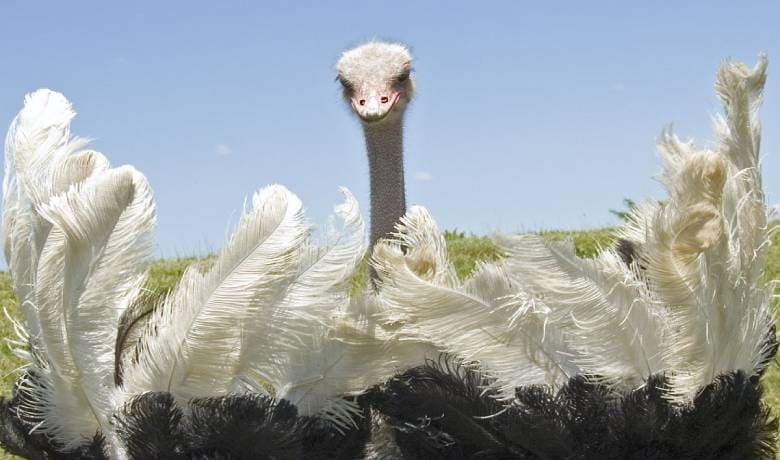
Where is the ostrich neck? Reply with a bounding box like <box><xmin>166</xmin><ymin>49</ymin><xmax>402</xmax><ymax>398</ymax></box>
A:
<box><xmin>363</xmin><ymin>119</ymin><xmax>406</xmax><ymax>247</ymax></box>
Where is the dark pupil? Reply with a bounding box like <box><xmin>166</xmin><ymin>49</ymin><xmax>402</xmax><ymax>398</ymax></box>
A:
<box><xmin>398</xmin><ymin>73</ymin><xmax>409</xmax><ymax>83</ymax></box>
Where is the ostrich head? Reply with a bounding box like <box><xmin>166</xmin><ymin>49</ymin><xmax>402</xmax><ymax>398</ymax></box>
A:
<box><xmin>336</xmin><ymin>42</ymin><xmax>415</xmax><ymax>124</ymax></box>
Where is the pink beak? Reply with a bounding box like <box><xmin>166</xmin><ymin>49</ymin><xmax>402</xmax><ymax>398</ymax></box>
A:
<box><xmin>351</xmin><ymin>91</ymin><xmax>402</xmax><ymax>122</ymax></box>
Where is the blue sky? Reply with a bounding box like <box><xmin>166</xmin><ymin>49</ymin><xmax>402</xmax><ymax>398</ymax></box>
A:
<box><xmin>1</xmin><ymin>1</ymin><xmax>778</xmax><ymax>260</ymax></box>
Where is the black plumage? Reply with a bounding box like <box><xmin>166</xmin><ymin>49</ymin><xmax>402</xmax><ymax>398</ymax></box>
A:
<box><xmin>364</xmin><ymin>358</ymin><xmax>778</xmax><ymax>459</ymax></box>
<box><xmin>0</xmin><ymin>361</ymin><xmax>776</xmax><ymax>459</ymax></box>
<box><xmin>113</xmin><ymin>392</ymin><xmax>185</xmax><ymax>459</ymax></box>
<box><xmin>114</xmin><ymin>392</ymin><xmax>369</xmax><ymax>460</ymax></box>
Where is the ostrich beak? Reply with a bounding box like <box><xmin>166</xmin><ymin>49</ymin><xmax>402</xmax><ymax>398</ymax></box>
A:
<box><xmin>351</xmin><ymin>90</ymin><xmax>402</xmax><ymax>123</ymax></box>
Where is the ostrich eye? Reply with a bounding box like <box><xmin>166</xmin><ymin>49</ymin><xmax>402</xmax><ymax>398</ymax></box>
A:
<box><xmin>397</xmin><ymin>72</ymin><xmax>410</xmax><ymax>83</ymax></box>
<box><xmin>338</xmin><ymin>76</ymin><xmax>353</xmax><ymax>91</ymax></box>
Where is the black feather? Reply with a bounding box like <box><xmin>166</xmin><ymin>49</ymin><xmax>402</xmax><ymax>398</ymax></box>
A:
<box><xmin>113</xmin><ymin>392</ymin><xmax>370</xmax><ymax>459</ymax></box>
<box><xmin>300</xmin><ymin>401</ymin><xmax>372</xmax><ymax>460</ymax></box>
<box><xmin>615</xmin><ymin>238</ymin><xmax>639</xmax><ymax>269</ymax></box>
<box><xmin>114</xmin><ymin>392</ymin><xmax>185</xmax><ymax>459</ymax></box>
<box><xmin>114</xmin><ymin>290</ymin><xmax>165</xmax><ymax>386</ymax></box>
<box><xmin>677</xmin><ymin>371</ymin><xmax>777</xmax><ymax>459</ymax></box>
<box><xmin>367</xmin><ymin>359</ymin><xmax>778</xmax><ymax>459</ymax></box>
<box><xmin>183</xmin><ymin>393</ymin><xmax>305</xmax><ymax>459</ymax></box>
<box><xmin>2</xmin><ymin>363</ymin><xmax>776</xmax><ymax>459</ymax></box>
<box><xmin>0</xmin><ymin>395</ymin><xmax>45</xmax><ymax>460</ymax></box>
<box><xmin>756</xmin><ymin>324</ymin><xmax>778</xmax><ymax>380</ymax></box>
<box><xmin>610</xmin><ymin>374</ymin><xmax>679</xmax><ymax>457</ymax></box>
<box><xmin>365</xmin><ymin>357</ymin><xmax>523</xmax><ymax>459</ymax></box>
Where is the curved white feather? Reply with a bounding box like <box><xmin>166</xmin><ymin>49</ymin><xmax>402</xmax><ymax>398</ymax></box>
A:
<box><xmin>497</xmin><ymin>234</ymin><xmax>670</xmax><ymax>385</ymax></box>
<box><xmin>373</xmin><ymin>207</ymin><xmax>580</xmax><ymax>399</ymax></box>
<box><xmin>661</xmin><ymin>57</ymin><xmax>774</xmax><ymax>396</ymax></box>
<box><xmin>608</xmin><ymin>57</ymin><xmax>773</xmax><ymax>398</ymax></box>
<box><xmin>3</xmin><ymin>90</ymin><xmax>96</xmax><ymax>342</ymax></box>
<box><xmin>256</xmin><ymin>189</ymin><xmax>406</xmax><ymax>424</ymax></box>
<box><xmin>240</xmin><ymin>188</ymin><xmax>365</xmax><ymax>390</ymax></box>
<box><xmin>122</xmin><ymin>185</ymin><xmax>309</xmax><ymax>400</ymax></box>
<box><xmin>22</xmin><ymin>166</ymin><xmax>155</xmax><ymax>448</ymax></box>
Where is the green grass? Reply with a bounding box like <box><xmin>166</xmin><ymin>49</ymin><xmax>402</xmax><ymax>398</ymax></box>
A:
<box><xmin>760</xmin><ymin>222</ymin><xmax>780</xmax><ymax>419</ymax></box>
<box><xmin>0</xmin><ymin>225</ymin><xmax>777</xmax><ymax>458</ymax></box>
<box><xmin>0</xmin><ymin>275</ymin><xmax>23</xmax><ymax>398</ymax></box>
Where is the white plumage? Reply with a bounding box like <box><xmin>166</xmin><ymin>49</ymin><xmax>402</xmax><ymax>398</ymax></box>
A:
<box><xmin>3</xmin><ymin>90</ymin><xmax>155</xmax><ymax>450</ymax></box>
<box><xmin>616</xmin><ymin>57</ymin><xmax>775</xmax><ymax>398</ymax></box>
<box><xmin>372</xmin><ymin>56</ymin><xmax>775</xmax><ymax>403</ymax></box>
<box><xmin>373</xmin><ymin>208</ymin><xmax>582</xmax><ymax>398</ymax></box>
<box><xmin>0</xmin><ymin>52</ymin><xmax>775</xmax><ymax>458</ymax></box>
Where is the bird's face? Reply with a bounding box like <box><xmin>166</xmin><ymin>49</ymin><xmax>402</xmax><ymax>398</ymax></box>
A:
<box><xmin>336</xmin><ymin>42</ymin><xmax>414</xmax><ymax>125</ymax></box>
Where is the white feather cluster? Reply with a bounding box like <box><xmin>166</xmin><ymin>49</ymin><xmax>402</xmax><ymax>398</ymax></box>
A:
<box><xmin>3</xmin><ymin>90</ymin><xmax>155</xmax><ymax>449</ymax></box>
<box><xmin>1</xmin><ymin>55</ymin><xmax>774</xmax><ymax>458</ymax></box>
<box><xmin>2</xmin><ymin>89</ymin><xmax>425</xmax><ymax>455</ymax></box>
<box><xmin>371</xmin><ymin>56</ymin><xmax>775</xmax><ymax>401</ymax></box>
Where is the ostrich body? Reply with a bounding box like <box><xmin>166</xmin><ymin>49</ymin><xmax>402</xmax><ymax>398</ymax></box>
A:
<box><xmin>0</xmin><ymin>48</ymin><xmax>776</xmax><ymax>458</ymax></box>
<box><xmin>336</xmin><ymin>42</ymin><xmax>414</xmax><ymax>249</ymax></box>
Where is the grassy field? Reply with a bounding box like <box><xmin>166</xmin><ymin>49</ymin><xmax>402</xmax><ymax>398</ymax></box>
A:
<box><xmin>0</xmin><ymin>225</ymin><xmax>777</xmax><ymax>458</ymax></box>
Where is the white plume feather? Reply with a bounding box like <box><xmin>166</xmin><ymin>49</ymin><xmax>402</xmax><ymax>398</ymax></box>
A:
<box><xmin>17</xmin><ymin>167</ymin><xmax>154</xmax><ymax>448</ymax></box>
<box><xmin>240</xmin><ymin>189</ymin><xmax>365</xmax><ymax>395</ymax></box>
<box><xmin>121</xmin><ymin>184</ymin><xmax>309</xmax><ymax>400</ymax></box>
<box><xmin>373</xmin><ymin>207</ymin><xmax>580</xmax><ymax>399</ymax></box>
<box><xmin>3</xmin><ymin>90</ymin><xmax>97</xmax><ymax>341</ymax></box>
<box><xmin>3</xmin><ymin>90</ymin><xmax>155</xmax><ymax>451</ymax></box>
<box><xmin>610</xmin><ymin>56</ymin><xmax>773</xmax><ymax>398</ymax></box>
<box><xmin>657</xmin><ymin>57</ymin><xmax>773</xmax><ymax>397</ymax></box>
<box><xmin>496</xmin><ymin>234</ymin><xmax>670</xmax><ymax>385</ymax></box>
<box><xmin>237</xmin><ymin>188</ymin><xmax>417</xmax><ymax>428</ymax></box>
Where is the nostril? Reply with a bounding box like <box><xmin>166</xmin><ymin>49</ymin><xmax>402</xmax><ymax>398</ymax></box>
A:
<box><xmin>359</xmin><ymin>99</ymin><xmax>366</xmax><ymax>106</ymax></box>
<box><xmin>381</xmin><ymin>96</ymin><xmax>389</xmax><ymax>104</ymax></box>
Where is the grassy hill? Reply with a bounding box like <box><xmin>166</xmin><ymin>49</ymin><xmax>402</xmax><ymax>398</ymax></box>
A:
<box><xmin>0</xmin><ymin>225</ymin><xmax>776</xmax><ymax>458</ymax></box>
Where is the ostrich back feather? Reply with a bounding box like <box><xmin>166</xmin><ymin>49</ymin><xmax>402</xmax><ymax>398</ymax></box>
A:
<box><xmin>3</xmin><ymin>90</ymin><xmax>96</xmax><ymax>341</ymax></box>
<box><xmin>614</xmin><ymin>56</ymin><xmax>775</xmax><ymax>398</ymax></box>
<box><xmin>120</xmin><ymin>184</ymin><xmax>309</xmax><ymax>399</ymax></box>
<box><xmin>373</xmin><ymin>207</ymin><xmax>582</xmax><ymax>399</ymax></box>
<box><xmin>495</xmin><ymin>234</ymin><xmax>671</xmax><ymax>385</ymax></box>
<box><xmin>2</xmin><ymin>89</ymin><xmax>156</xmax><ymax>450</ymax></box>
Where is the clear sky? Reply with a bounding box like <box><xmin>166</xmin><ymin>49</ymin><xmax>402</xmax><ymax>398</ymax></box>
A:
<box><xmin>1</xmin><ymin>1</ymin><xmax>778</xmax><ymax>260</ymax></box>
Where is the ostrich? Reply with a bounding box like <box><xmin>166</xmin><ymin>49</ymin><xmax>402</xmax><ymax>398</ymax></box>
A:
<box><xmin>0</xmin><ymin>47</ymin><xmax>776</xmax><ymax>459</ymax></box>
<box><xmin>336</xmin><ymin>42</ymin><xmax>414</xmax><ymax>250</ymax></box>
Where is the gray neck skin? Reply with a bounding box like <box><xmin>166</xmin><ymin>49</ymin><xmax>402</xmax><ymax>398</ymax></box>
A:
<box><xmin>363</xmin><ymin>118</ymin><xmax>406</xmax><ymax>249</ymax></box>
